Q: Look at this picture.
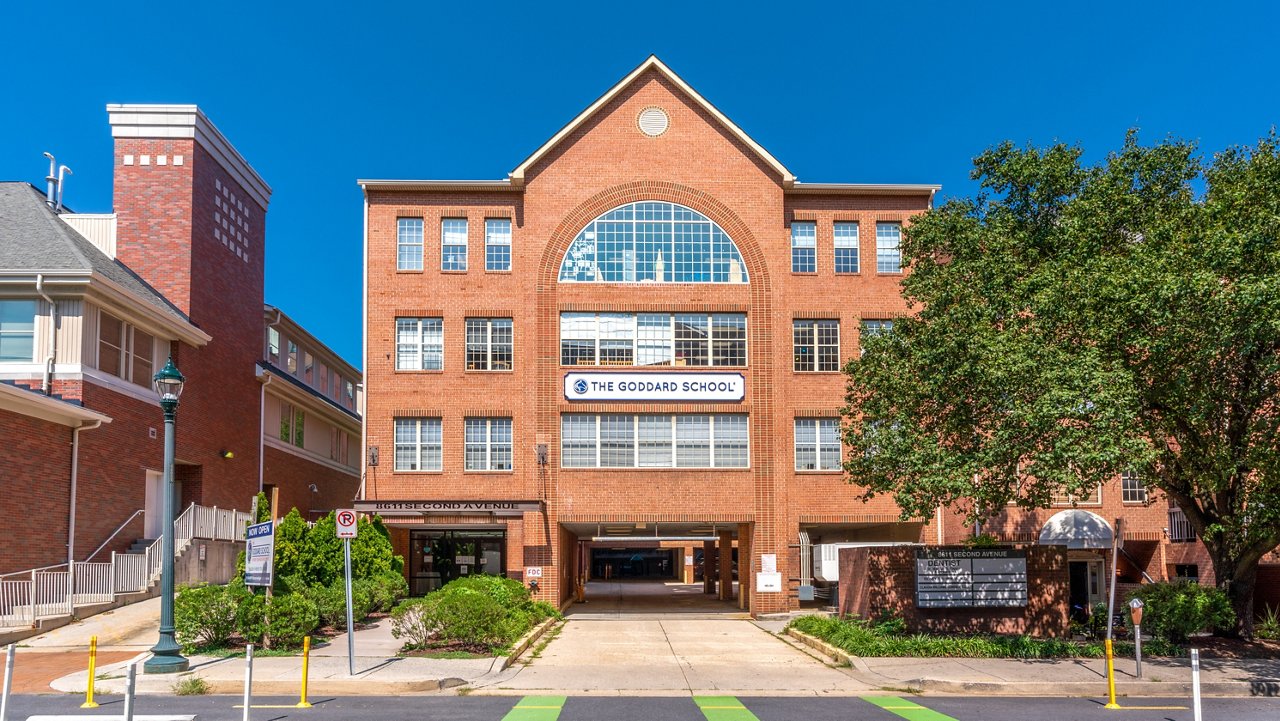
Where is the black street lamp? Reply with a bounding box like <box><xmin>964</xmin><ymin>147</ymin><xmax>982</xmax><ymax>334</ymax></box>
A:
<box><xmin>144</xmin><ymin>356</ymin><xmax>188</xmax><ymax>674</ymax></box>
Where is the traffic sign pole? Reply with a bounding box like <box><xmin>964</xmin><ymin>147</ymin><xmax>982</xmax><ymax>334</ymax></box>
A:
<box><xmin>335</xmin><ymin>510</ymin><xmax>358</xmax><ymax>677</ymax></box>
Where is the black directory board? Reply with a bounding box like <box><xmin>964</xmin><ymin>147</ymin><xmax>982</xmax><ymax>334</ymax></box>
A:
<box><xmin>915</xmin><ymin>548</ymin><xmax>1028</xmax><ymax>608</ymax></box>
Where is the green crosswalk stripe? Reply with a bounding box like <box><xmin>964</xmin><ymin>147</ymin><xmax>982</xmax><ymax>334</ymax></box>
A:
<box><xmin>694</xmin><ymin>695</ymin><xmax>760</xmax><ymax>721</ymax></box>
<box><xmin>862</xmin><ymin>695</ymin><xmax>960</xmax><ymax>721</ymax></box>
<box><xmin>501</xmin><ymin>695</ymin><xmax>567</xmax><ymax>721</ymax></box>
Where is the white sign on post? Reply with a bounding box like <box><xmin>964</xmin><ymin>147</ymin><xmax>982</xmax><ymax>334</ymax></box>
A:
<box><xmin>336</xmin><ymin>509</ymin><xmax>358</xmax><ymax>539</ymax></box>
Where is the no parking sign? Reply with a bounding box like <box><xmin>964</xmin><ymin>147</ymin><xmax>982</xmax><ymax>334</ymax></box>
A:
<box><xmin>336</xmin><ymin>509</ymin><xmax>358</xmax><ymax>539</ymax></box>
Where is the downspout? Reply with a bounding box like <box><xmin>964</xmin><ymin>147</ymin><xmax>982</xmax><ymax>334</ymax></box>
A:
<box><xmin>936</xmin><ymin>505</ymin><xmax>944</xmax><ymax>545</ymax></box>
<box><xmin>69</xmin><ymin>419</ymin><xmax>104</xmax><ymax>568</ymax></box>
<box><xmin>35</xmin><ymin>274</ymin><xmax>57</xmax><ymax>396</ymax></box>
<box><xmin>359</xmin><ymin>188</ymin><xmax>369</xmax><ymax>501</ymax></box>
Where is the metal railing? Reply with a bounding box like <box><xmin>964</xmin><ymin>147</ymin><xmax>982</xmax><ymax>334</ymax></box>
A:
<box><xmin>0</xmin><ymin>503</ymin><xmax>252</xmax><ymax>629</ymax></box>
<box><xmin>1168</xmin><ymin>507</ymin><xmax>1197</xmax><ymax>542</ymax></box>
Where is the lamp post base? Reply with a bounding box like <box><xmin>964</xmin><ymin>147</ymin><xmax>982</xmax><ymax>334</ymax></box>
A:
<box><xmin>143</xmin><ymin>650</ymin><xmax>190</xmax><ymax>674</ymax></box>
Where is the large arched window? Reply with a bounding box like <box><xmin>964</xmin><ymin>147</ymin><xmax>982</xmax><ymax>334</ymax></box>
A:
<box><xmin>558</xmin><ymin>201</ymin><xmax>748</xmax><ymax>283</ymax></box>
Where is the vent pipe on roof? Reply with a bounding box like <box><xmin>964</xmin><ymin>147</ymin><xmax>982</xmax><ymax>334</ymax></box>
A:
<box><xmin>55</xmin><ymin>164</ymin><xmax>72</xmax><ymax>213</ymax></box>
<box><xmin>42</xmin><ymin>152</ymin><xmax>57</xmax><ymax>208</ymax></box>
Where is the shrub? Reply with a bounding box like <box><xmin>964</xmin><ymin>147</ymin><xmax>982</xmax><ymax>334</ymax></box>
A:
<box><xmin>273</xmin><ymin>509</ymin><xmax>309</xmax><ymax>581</ymax></box>
<box><xmin>300</xmin><ymin>513</ymin><xmax>344</xmax><ymax>587</ymax></box>
<box><xmin>390</xmin><ymin>595</ymin><xmax>441</xmax><ymax>649</ymax></box>
<box><xmin>307</xmin><ymin>582</ymin><xmax>373</xmax><ymax>630</ymax></box>
<box><xmin>235</xmin><ymin>591</ymin><xmax>267</xmax><ymax>644</ymax></box>
<box><xmin>1127</xmin><ymin>581</ymin><xmax>1235</xmax><ymax>643</ymax></box>
<box><xmin>174</xmin><ymin>584</ymin><xmax>239</xmax><ymax>651</ymax></box>
<box><xmin>1256</xmin><ymin>605</ymin><xmax>1280</xmax><ymax>641</ymax></box>
<box><xmin>358</xmin><ymin>572</ymin><xmax>408</xmax><ymax>613</ymax></box>
<box><xmin>448</xmin><ymin>574</ymin><xmax>531</xmax><ymax>610</ymax></box>
<box><xmin>264</xmin><ymin>593</ymin><xmax>320</xmax><ymax>649</ymax></box>
<box><xmin>389</xmin><ymin>575</ymin><xmax>558</xmax><ymax>654</ymax></box>
<box><xmin>173</xmin><ymin>677</ymin><xmax>210</xmax><ymax>695</ymax></box>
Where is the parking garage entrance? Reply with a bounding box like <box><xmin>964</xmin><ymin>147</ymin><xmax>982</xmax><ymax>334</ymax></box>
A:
<box><xmin>563</xmin><ymin>522</ymin><xmax>747</xmax><ymax>616</ymax></box>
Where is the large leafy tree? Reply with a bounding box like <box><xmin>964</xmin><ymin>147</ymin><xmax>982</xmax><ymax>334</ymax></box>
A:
<box><xmin>843</xmin><ymin>133</ymin><xmax>1280</xmax><ymax>637</ymax></box>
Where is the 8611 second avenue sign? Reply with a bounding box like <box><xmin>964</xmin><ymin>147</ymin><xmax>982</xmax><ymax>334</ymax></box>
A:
<box><xmin>564</xmin><ymin>371</ymin><xmax>745</xmax><ymax>401</ymax></box>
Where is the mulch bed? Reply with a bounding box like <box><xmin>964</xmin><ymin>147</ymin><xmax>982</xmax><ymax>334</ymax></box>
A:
<box><xmin>1187</xmin><ymin>636</ymin><xmax>1280</xmax><ymax>659</ymax></box>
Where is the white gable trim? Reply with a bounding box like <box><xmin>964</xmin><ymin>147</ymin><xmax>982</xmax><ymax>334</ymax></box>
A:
<box><xmin>509</xmin><ymin>56</ymin><xmax>796</xmax><ymax>187</ymax></box>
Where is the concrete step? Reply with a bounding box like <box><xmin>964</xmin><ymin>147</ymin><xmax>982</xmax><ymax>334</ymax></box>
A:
<box><xmin>124</xmin><ymin>538</ymin><xmax>156</xmax><ymax>554</ymax></box>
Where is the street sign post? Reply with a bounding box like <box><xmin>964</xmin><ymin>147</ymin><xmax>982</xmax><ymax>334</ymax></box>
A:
<box><xmin>335</xmin><ymin>510</ymin><xmax>358</xmax><ymax>675</ymax></box>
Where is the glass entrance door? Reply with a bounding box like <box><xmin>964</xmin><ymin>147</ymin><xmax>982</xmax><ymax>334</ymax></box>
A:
<box><xmin>409</xmin><ymin>529</ymin><xmax>507</xmax><ymax>596</ymax></box>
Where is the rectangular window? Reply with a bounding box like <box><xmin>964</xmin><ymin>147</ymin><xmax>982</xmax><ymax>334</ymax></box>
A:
<box><xmin>0</xmin><ymin>300</ymin><xmax>35</xmax><ymax>363</ymax></box>
<box><xmin>794</xmin><ymin>418</ymin><xmax>842</xmax><ymax>471</ymax></box>
<box><xmin>860</xmin><ymin>319</ymin><xmax>894</xmax><ymax>355</ymax></box>
<box><xmin>266</xmin><ymin>326</ymin><xmax>280</xmax><ymax>365</ymax></box>
<box><xmin>397</xmin><ymin>218</ymin><xmax>424</xmax><ymax>271</ymax></box>
<box><xmin>793</xmin><ymin>319</ymin><xmax>840</xmax><ymax>372</ymax></box>
<box><xmin>791</xmin><ymin>221</ymin><xmax>816</xmax><ymax>273</ymax></box>
<box><xmin>396</xmin><ymin>317</ymin><xmax>444</xmax><ymax>370</ymax></box>
<box><xmin>485</xmin><ymin>218</ymin><xmax>512</xmax><ymax>272</ymax></box>
<box><xmin>1122</xmin><ymin>471</ymin><xmax>1147</xmax><ymax>503</ymax></box>
<box><xmin>834</xmin><ymin>222</ymin><xmax>859</xmax><ymax>273</ymax></box>
<box><xmin>466</xmin><ymin>318</ymin><xmax>513</xmax><ymax>370</ymax></box>
<box><xmin>394</xmin><ymin>417</ymin><xmax>442</xmax><ymax>471</ymax></box>
<box><xmin>465</xmin><ymin>417</ymin><xmax>513</xmax><ymax>471</ymax></box>
<box><xmin>287</xmin><ymin>340</ymin><xmax>298</xmax><ymax>375</ymax></box>
<box><xmin>330</xmin><ymin>428</ymin><xmax>350</xmax><ymax>464</ymax></box>
<box><xmin>560</xmin><ymin>414</ymin><xmax>748</xmax><ymax>468</ymax></box>
<box><xmin>303</xmin><ymin>351</ymin><xmax>314</xmax><ymax>384</ymax></box>
<box><xmin>1053</xmin><ymin>485</ymin><xmax>1102</xmax><ymax>506</ymax></box>
<box><xmin>131</xmin><ymin>328</ymin><xmax>154</xmax><ymax>385</ymax></box>
<box><xmin>344</xmin><ymin>380</ymin><xmax>355</xmax><ymax>409</ymax></box>
<box><xmin>98</xmin><ymin>312</ymin><xmax>124</xmax><ymax>377</ymax></box>
<box><xmin>279</xmin><ymin>402</ymin><xmax>293</xmax><ymax>443</ymax></box>
<box><xmin>1173</xmin><ymin>564</ymin><xmax>1199</xmax><ymax>581</ymax></box>
<box><xmin>293</xmin><ymin>408</ymin><xmax>305</xmax><ymax>447</ymax></box>
<box><xmin>876</xmin><ymin>222</ymin><xmax>902</xmax><ymax>273</ymax></box>
<box><xmin>97</xmin><ymin>312</ymin><xmax>154</xmax><ymax>385</ymax></box>
<box><xmin>558</xmin><ymin>313</ymin><xmax>745</xmax><ymax>368</ymax></box>
<box><xmin>442</xmin><ymin>218</ymin><xmax>468</xmax><ymax>271</ymax></box>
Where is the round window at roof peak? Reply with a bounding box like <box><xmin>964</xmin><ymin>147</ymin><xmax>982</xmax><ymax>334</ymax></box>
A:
<box><xmin>558</xmin><ymin>201</ymin><xmax>749</xmax><ymax>284</ymax></box>
<box><xmin>637</xmin><ymin>107</ymin><xmax>669</xmax><ymax>137</ymax></box>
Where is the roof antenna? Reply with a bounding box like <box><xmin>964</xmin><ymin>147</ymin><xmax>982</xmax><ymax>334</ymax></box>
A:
<box><xmin>42</xmin><ymin>152</ymin><xmax>57</xmax><ymax>208</ymax></box>
<box><xmin>55</xmin><ymin>164</ymin><xmax>72</xmax><ymax>213</ymax></box>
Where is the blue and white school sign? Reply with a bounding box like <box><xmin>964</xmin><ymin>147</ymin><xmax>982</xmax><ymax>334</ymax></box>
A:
<box><xmin>244</xmin><ymin>520</ymin><xmax>275</xmax><ymax>587</ymax></box>
<box><xmin>564</xmin><ymin>371</ymin><xmax>745</xmax><ymax>402</ymax></box>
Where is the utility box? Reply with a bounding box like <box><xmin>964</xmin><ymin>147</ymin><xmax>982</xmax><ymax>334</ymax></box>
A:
<box><xmin>814</xmin><ymin>542</ymin><xmax>919</xmax><ymax>583</ymax></box>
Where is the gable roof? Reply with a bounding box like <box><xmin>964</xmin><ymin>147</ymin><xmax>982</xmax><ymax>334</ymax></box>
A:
<box><xmin>508</xmin><ymin>55</ymin><xmax>797</xmax><ymax>187</ymax></box>
<box><xmin>0</xmin><ymin>182</ymin><xmax>208</xmax><ymax>343</ymax></box>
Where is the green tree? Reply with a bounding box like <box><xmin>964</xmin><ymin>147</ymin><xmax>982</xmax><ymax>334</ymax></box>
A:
<box><xmin>273</xmin><ymin>508</ymin><xmax>309</xmax><ymax>580</ymax></box>
<box><xmin>252</xmin><ymin>491</ymin><xmax>272</xmax><ymax>523</ymax></box>
<box><xmin>350</xmin><ymin>515</ymin><xmax>403</xmax><ymax>578</ymax></box>
<box><xmin>301</xmin><ymin>512</ymin><xmax>344</xmax><ymax>586</ymax></box>
<box><xmin>842</xmin><ymin>132</ymin><xmax>1280</xmax><ymax>637</ymax></box>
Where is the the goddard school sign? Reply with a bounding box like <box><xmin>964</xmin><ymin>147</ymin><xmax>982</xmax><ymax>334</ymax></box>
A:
<box><xmin>564</xmin><ymin>371</ymin><xmax>745</xmax><ymax>402</ymax></box>
<box><xmin>353</xmin><ymin>500</ymin><xmax>543</xmax><ymax>517</ymax></box>
<box><xmin>915</xmin><ymin>548</ymin><xmax>1029</xmax><ymax>608</ymax></box>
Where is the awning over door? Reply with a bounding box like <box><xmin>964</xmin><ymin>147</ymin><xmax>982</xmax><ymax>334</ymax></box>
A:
<box><xmin>1039</xmin><ymin>510</ymin><xmax>1113</xmax><ymax>549</ymax></box>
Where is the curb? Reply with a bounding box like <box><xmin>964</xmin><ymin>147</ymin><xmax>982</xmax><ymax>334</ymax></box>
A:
<box><xmin>783</xmin><ymin>628</ymin><xmax>1280</xmax><ymax>698</ymax></box>
<box><xmin>500</xmin><ymin>617</ymin><xmax>559</xmax><ymax>671</ymax></box>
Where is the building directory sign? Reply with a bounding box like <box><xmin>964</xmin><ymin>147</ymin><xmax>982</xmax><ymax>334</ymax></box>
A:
<box><xmin>244</xmin><ymin>520</ymin><xmax>275</xmax><ymax>587</ymax></box>
<box><xmin>915</xmin><ymin>548</ymin><xmax>1028</xmax><ymax>608</ymax></box>
<box><xmin>563</xmin><ymin>371</ymin><xmax>745</xmax><ymax>402</ymax></box>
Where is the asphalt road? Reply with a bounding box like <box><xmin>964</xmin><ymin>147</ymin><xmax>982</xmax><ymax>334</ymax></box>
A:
<box><xmin>5</xmin><ymin>694</ymin><xmax>1280</xmax><ymax>720</ymax></box>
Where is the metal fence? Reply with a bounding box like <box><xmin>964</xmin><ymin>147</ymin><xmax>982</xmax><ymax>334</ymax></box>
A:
<box><xmin>1168</xmin><ymin>507</ymin><xmax>1197</xmax><ymax>542</ymax></box>
<box><xmin>0</xmin><ymin>503</ymin><xmax>252</xmax><ymax>629</ymax></box>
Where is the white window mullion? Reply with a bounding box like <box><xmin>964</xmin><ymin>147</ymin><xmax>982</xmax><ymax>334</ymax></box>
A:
<box><xmin>709</xmin><ymin>415</ymin><xmax>717</xmax><ymax>468</ymax></box>
<box><xmin>595</xmin><ymin>415</ymin><xmax>602</xmax><ymax>468</ymax></box>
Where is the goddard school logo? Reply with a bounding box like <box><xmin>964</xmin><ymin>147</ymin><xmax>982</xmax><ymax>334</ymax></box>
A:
<box><xmin>573</xmin><ymin>379</ymin><xmax>589</xmax><ymax>395</ymax></box>
<box><xmin>563</xmin><ymin>371</ymin><xmax>746</xmax><ymax>401</ymax></box>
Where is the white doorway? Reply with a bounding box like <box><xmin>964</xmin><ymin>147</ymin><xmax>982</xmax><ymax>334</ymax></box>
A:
<box><xmin>144</xmin><ymin>469</ymin><xmax>164</xmax><ymax>539</ymax></box>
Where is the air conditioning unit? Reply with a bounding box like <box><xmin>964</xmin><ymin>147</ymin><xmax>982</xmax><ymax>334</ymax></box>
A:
<box><xmin>813</xmin><ymin>542</ymin><xmax>918</xmax><ymax>583</ymax></box>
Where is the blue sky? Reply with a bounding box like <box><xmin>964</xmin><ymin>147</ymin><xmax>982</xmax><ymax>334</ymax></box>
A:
<box><xmin>4</xmin><ymin>1</ymin><xmax>1277</xmax><ymax>368</ymax></box>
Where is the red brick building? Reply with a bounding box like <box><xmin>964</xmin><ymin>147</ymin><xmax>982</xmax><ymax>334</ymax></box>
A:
<box><xmin>0</xmin><ymin>105</ymin><xmax>359</xmax><ymax>577</ymax></box>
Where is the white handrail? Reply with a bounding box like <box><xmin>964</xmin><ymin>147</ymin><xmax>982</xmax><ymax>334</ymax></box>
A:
<box><xmin>84</xmin><ymin>509</ymin><xmax>145</xmax><ymax>562</ymax></box>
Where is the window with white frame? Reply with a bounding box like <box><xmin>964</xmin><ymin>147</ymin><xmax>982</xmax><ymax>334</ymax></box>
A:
<box><xmin>394</xmin><ymin>417</ymin><xmax>441</xmax><ymax>471</ymax></box>
<box><xmin>791</xmin><ymin>221</ymin><xmax>816</xmax><ymax>273</ymax></box>
<box><xmin>465</xmin><ymin>318</ymin><xmax>513</xmax><ymax>370</ymax></box>
<box><xmin>793</xmin><ymin>319</ymin><xmax>840</xmax><ymax>372</ymax></box>
<box><xmin>266</xmin><ymin>326</ymin><xmax>280</xmax><ymax>365</ymax></box>
<box><xmin>834</xmin><ymin>222</ymin><xmax>859</xmax><ymax>273</ymax></box>
<box><xmin>795</xmin><ymin>418</ymin><xmax>842</xmax><ymax>471</ymax></box>
<box><xmin>485</xmin><ymin>219</ymin><xmax>512</xmax><ymax>272</ymax></box>
<box><xmin>97</xmin><ymin>311</ymin><xmax>155</xmax><ymax>386</ymax></box>
<box><xmin>441</xmin><ymin>218</ymin><xmax>468</xmax><ymax>271</ymax></box>
<box><xmin>876</xmin><ymin>222</ymin><xmax>902</xmax><ymax>273</ymax></box>
<box><xmin>559</xmin><ymin>312</ymin><xmax>746</xmax><ymax>367</ymax></box>
<box><xmin>396</xmin><ymin>318</ymin><xmax>444</xmax><ymax>370</ymax></box>
<box><xmin>465</xmin><ymin>417</ymin><xmax>512</xmax><ymax>471</ymax></box>
<box><xmin>1052</xmin><ymin>485</ymin><xmax>1102</xmax><ymax>505</ymax></box>
<box><xmin>397</xmin><ymin>218</ymin><xmax>424</xmax><ymax>271</ymax></box>
<box><xmin>558</xmin><ymin>201</ymin><xmax>749</xmax><ymax>283</ymax></box>
<box><xmin>330</xmin><ymin>427</ymin><xmax>350</xmax><ymax>464</ymax></box>
<box><xmin>303</xmin><ymin>351</ymin><xmax>314</xmax><ymax>384</ymax></box>
<box><xmin>0</xmin><ymin>300</ymin><xmax>36</xmax><ymax>363</ymax></box>
<box><xmin>860</xmin><ymin>319</ymin><xmax>894</xmax><ymax>355</ymax></box>
<box><xmin>286</xmin><ymin>340</ymin><xmax>298</xmax><ymax>375</ymax></box>
<box><xmin>344</xmin><ymin>380</ymin><xmax>355</xmax><ymax>409</ymax></box>
<box><xmin>279</xmin><ymin>402</ymin><xmax>304</xmax><ymax>447</ymax></box>
<box><xmin>560</xmin><ymin>414</ymin><xmax>748</xmax><ymax>468</ymax></box>
<box><xmin>1122</xmin><ymin>470</ymin><xmax>1147</xmax><ymax>503</ymax></box>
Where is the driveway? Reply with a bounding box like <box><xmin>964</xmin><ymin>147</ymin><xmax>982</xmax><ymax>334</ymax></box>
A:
<box><xmin>486</xmin><ymin>618</ymin><xmax>875</xmax><ymax>695</ymax></box>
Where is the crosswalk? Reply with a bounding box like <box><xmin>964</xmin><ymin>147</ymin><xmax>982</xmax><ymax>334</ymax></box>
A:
<box><xmin>494</xmin><ymin>695</ymin><xmax>957</xmax><ymax>721</ymax></box>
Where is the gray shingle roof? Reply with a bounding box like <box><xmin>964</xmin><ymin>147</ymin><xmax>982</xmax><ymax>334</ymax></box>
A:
<box><xmin>0</xmin><ymin>182</ymin><xmax>189</xmax><ymax>322</ymax></box>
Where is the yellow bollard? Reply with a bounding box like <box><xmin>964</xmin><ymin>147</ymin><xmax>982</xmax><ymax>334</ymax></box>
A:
<box><xmin>80</xmin><ymin>635</ymin><xmax>99</xmax><ymax>709</ymax></box>
<box><xmin>295</xmin><ymin>635</ymin><xmax>312</xmax><ymax>708</ymax></box>
<box><xmin>1104</xmin><ymin>638</ymin><xmax>1120</xmax><ymax>709</ymax></box>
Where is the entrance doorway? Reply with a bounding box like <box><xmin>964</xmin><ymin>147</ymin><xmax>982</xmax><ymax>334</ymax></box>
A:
<box><xmin>409</xmin><ymin>529</ymin><xmax>506</xmax><ymax>596</ymax></box>
<box><xmin>1068</xmin><ymin>559</ymin><xmax>1103</xmax><ymax>619</ymax></box>
<box><xmin>591</xmin><ymin>548</ymin><xmax>676</xmax><ymax>580</ymax></box>
<box><xmin>143</xmin><ymin>470</ymin><xmax>164</xmax><ymax>539</ymax></box>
